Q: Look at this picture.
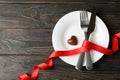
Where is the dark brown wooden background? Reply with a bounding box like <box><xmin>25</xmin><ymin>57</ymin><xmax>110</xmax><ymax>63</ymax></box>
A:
<box><xmin>0</xmin><ymin>0</ymin><xmax>119</xmax><ymax>80</ymax></box>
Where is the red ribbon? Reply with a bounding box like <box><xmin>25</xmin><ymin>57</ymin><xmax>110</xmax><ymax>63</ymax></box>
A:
<box><xmin>19</xmin><ymin>32</ymin><xmax>120</xmax><ymax>80</ymax></box>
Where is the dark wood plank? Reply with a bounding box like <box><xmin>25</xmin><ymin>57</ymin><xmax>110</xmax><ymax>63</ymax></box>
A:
<box><xmin>0</xmin><ymin>54</ymin><xmax>120</xmax><ymax>80</ymax></box>
<box><xmin>0</xmin><ymin>4</ymin><xmax>118</xmax><ymax>29</ymax></box>
<box><xmin>0</xmin><ymin>29</ymin><xmax>53</xmax><ymax>54</ymax></box>
<box><xmin>0</xmin><ymin>29</ymin><xmax>52</xmax><ymax>41</ymax></box>
<box><xmin>0</xmin><ymin>56</ymin><xmax>48</xmax><ymax>80</ymax></box>
<box><xmin>0</xmin><ymin>0</ymin><xmax>119</xmax><ymax>4</ymax></box>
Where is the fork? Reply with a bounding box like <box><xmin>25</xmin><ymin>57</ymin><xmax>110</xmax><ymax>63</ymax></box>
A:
<box><xmin>75</xmin><ymin>10</ymin><xmax>93</xmax><ymax>70</ymax></box>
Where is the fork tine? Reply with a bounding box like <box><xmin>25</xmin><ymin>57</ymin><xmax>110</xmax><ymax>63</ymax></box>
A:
<box><xmin>85</xmin><ymin>10</ymin><xmax>89</xmax><ymax>24</ymax></box>
<box><xmin>83</xmin><ymin>10</ymin><xmax>86</xmax><ymax>24</ymax></box>
<box><xmin>84</xmin><ymin>10</ymin><xmax>89</xmax><ymax>25</ymax></box>
<box><xmin>84</xmin><ymin>10</ymin><xmax>87</xmax><ymax>23</ymax></box>
<box><xmin>80</xmin><ymin>10</ymin><xmax>84</xmax><ymax>24</ymax></box>
<box><xmin>83</xmin><ymin>10</ymin><xmax>86</xmax><ymax>23</ymax></box>
<box><xmin>80</xmin><ymin>11</ymin><xmax>82</xmax><ymax>24</ymax></box>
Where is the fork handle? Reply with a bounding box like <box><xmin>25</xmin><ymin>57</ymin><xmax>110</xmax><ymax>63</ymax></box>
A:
<box><xmin>75</xmin><ymin>53</ymin><xmax>85</xmax><ymax>70</ymax></box>
<box><xmin>85</xmin><ymin>52</ymin><xmax>93</xmax><ymax>70</ymax></box>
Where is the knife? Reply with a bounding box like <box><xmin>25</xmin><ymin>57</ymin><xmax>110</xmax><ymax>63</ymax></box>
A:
<box><xmin>85</xmin><ymin>7</ymin><xmax>96</xmax><ymax>70</ymax></box>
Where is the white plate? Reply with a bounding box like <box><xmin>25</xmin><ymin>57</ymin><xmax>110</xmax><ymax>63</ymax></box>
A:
<box><xmin>52</xmin><ymin>11</ymin><xmax>109</xmax><ymax>66</ymax></box>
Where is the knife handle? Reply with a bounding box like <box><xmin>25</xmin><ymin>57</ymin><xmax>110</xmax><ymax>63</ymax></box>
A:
<box><xmin>75</xmin><ymin>53</ymin><xmax>85</xmax><ymax>70</ymax></box>
<box><xmin>85</xmin><ymin>52</ymin><xmax>93</xmax><ymax>70</ymax></box>
<box><xmin>84</xmin><ymin>32</ymin><xmax>93</xmax><ymax>70</ymax></box>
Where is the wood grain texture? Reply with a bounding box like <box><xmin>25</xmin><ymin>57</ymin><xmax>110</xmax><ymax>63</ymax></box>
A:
<box><xmin>1</xmin><ymin>55</ymin><xmax>120</xmax><ymax>80</ymax></box>
<box><xmin>0</xmin><ymin>0</ymin><xmax>119</xmax><ymax>4</ymax></box>
<box><xmin>0</xmin><ymin>3</ymin><xmax>118</xmax><ymax>29</ymax></box>
<box><xmin>0</xmin><ymin>0</ymin><xmax>119</xmax><ymax>80</ymax></box>
<box><xmin>0</xmin><ymin>29</ymin><xmax>52</xmax><ymax>54</ymax></box>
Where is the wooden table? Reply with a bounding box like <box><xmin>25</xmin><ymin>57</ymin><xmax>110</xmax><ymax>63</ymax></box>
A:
<box><xmin>0</xmin><ymin>0</ymin><xmax>119</xmax><ymax>80</ymax></box>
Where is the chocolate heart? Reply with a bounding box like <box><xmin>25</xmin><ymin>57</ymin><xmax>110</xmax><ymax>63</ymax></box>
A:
<box><xmin>67</xmin><ymin>36</ymin><xmax>78</xmax><ymax>45</ymax></box>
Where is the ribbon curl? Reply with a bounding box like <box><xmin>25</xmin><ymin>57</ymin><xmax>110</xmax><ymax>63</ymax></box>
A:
<box><xmin>19</xmin><ymin>32</ymin><xmax>120</xmax><ymax>80</ymax></box>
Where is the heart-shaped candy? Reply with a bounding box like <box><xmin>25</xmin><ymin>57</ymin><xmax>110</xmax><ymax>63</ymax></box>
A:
<box><xmin>67</xmin><ymin>36</ymin><xmax>78</xmax><ymax>45</ymax></box>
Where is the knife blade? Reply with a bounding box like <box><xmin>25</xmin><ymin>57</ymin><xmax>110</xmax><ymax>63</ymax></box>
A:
<box><xmin>87</xmin><ymin>8</ymin><xmax>96</xmax><ymax>37</ymax></box>
<box><xmin>85</xmin><ymin>7</ymin><xmax>96</xmax><ymax>70</ymax></box>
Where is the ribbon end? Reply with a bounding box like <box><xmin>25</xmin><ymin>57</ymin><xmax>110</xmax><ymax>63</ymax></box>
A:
<box><xmin>18</xmin><ymin>73</ymin><xmax>31</xmax><ymax>80</ymax></box>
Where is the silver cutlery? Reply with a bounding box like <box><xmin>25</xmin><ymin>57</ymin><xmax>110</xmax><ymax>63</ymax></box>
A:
<box><xmin>76</xmin><ymin>8</ymin><xmax>96</xmax><ymax>70</ymax></box>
